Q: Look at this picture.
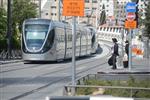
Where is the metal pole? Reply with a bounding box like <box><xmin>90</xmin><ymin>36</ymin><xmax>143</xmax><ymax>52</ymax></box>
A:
<box><xmin>96</xmin><ymin>8</ymin><xmax>98</xmax><ymax>28</ymax></box>
<box><xmin>7</xmin><ymin>0</ymin><xmax>12</xmax><ymax>59</ymax></box>
<box><xmin>71</xmin><ymin>16</ymin><xmax>76</xmax><ymax>95</ymax></box>
<box><xmin>58</xmin><ymin>0</ymin><xmax>61</xmax><ymax>21</ymax></box>
<box><xmin>121</xmin><ymin>28</ymin><xmax>124</xmax><ymax>67</ymax></box>
<box><xmin>128</xmin><ymin>29</ymin><xmax>132</xmax><ymax>71</ymax></box>
<box><xmin>39</xmin><ymin>0</ymin><xmax>41</xmax><ymax>18</ymax></box>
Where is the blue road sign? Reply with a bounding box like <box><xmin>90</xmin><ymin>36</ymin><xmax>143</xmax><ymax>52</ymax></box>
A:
<box><xmin>125</xmin><ymin>2</ymin><xmax>137</xmax><ymax>12</ymax></box>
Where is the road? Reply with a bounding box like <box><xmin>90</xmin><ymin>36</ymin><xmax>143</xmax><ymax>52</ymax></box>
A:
<box><xmin>0</xmin><ymin>44</ymin><xmax>111</xmax><ymax>100</ymax></box>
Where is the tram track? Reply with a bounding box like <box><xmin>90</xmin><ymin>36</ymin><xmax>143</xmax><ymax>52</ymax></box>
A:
<box><xmin>8</xmin><ymin>58</ymin><xmax>109</xmax><ymax>100</ymax></box>
<box><xmin>1</xmin><ymin>43</ymin><xmax>112</xmax><ymax>100</ymax></box>
<box><xmin>6</xmin><ymin>44</ymin><xmax>112</xmax><ymax>100</ymax></box>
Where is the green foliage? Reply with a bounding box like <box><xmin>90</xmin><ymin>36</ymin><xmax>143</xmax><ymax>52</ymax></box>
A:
<box><xmin>131</xmin><ymin>0</ymin><xmax>139</xmax><ymax>3</ymax></box>
<box><xmin>12</xmin><ymin>0</ymin><xmax>37</xmax><ymax>32</ymax></box>
<box><xmin>76</xmin><ymin>76</ymin><xmax>150</xmax><ymax>98</ymax></box>
<box><xmin>144</xmin><ymin>1</ymin><xmax>150</xmax><ymax>38</ymax></box>
<box><xmin>0</xmin><ymin>0</ymin><xmax>38</xmax><ymax>51</ymax></box>
<box><xmin>0</xmin><ymin>7</ymin><xmax>7</xmax><ymax>51</ymax></box>
<box><xmin>11</xmin><ymin>0</ymin><xmax>38</xmax><ymax>49</ymax></box>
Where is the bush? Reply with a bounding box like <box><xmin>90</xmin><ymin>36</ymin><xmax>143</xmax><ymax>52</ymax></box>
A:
<box><xmin>76</xmin><ymin>76</ymin><xmax>150</xmax><ymax>98</ymax></box>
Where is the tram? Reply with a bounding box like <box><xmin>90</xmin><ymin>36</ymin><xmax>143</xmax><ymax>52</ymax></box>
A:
<box><xmin>22</xmin><ymin>18</ymin><xmax>97</xmax><ymax>61</ymax></box>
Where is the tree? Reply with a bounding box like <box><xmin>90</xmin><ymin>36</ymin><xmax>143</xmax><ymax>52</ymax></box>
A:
<box><xmin>0</xmin><ymin>7</ymin><xmax>7</xmax><ymax>51</ymax></box>
<box><xmin>131</xmin><ymin>0</ymin><xmax>139</xmax><ymax>3</ymax></box>
<box><xmin>12</xmin><ymin>0</ymin><xmax>37</xmax><ymax>33</ymax></box>
<box><xmin>12</xmin><ymin>0</ymin><xmax>38</xmax><ymax>49</ymax></box>
<box><xmin>144</xmin><ymin>1</ymin><xmax>150</xmax><ymax>39</ymax></box>
<box><xmin>143</xmin><ymin>1</ymin><xmax>150</xmax><ymax>58</ymax></box>
<box><xmin>99</xmin><ymin>4</ymin><xmax>106</xmax><ymax>25</ymax></box>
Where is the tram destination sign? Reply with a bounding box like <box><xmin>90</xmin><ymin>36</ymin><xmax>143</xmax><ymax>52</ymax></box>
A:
<box><xmin>62</xmin><ymin>0</ymin><xmax>84</xmax><ymax>16</ymax></box>
<box><xmin>125</xmin><ymin>2</ymin><xmax>136</xmax><ymax>13</ymax></box>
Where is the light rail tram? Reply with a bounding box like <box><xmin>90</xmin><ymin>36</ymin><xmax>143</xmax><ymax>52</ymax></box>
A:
<box><xmin>22</xmin><ymin>18</ymin><xmax>97</xmax><ymax>61</ymax></box>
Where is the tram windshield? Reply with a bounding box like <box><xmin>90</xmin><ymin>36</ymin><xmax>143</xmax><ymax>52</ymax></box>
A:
<box><xmin>25</xmin><ymin>24</ymin><xmax>49</xmax><ymax>50</ymax></box>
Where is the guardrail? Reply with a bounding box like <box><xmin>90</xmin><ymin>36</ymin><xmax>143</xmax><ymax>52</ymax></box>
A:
<box><xmin>47</xmin><ymin>96</ymin><xmax>135</xmax><ymax>100</ymax></box>
<box><xmin>63</xmin><ymin>74</ymin><xmax>150</xmax><ymax>99</ymax></box>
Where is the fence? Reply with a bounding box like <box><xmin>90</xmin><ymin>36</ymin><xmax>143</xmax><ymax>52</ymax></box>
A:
<box><xmin>63</xmin><ymin>74</ymin><xmax>150</xmax><ymax>99</ymax></box>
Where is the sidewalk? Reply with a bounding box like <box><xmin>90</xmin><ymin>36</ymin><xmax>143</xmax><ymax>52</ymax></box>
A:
<box><xmin>98</xmin><ymin>57</ymin><xmax>150</xmax><ymax>74</ymax></box>
<box><xmin>0</xmin><ymin>59</ymin><xmax>22</xmax><ymax>65</ymax></box>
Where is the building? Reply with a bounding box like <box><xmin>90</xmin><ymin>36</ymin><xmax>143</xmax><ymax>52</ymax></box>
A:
<box><xmin>113</xmin><ymin>0</ymin><xmax>131</xmax><ymax>26</ymax></box>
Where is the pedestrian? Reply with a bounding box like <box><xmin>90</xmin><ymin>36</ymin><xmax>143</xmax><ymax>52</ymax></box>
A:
<box><xmin>123</xmin><ymin>40</ymin><xmax>129</xmax><ymax>68</ymax></box>
<box><xmin>111</xmin><ymin>38</ymin><xmax>119</xmax><ymax>69</ymax></box>
<box><xmin>125</xmin><ymin>40</ymin><xmax>129</xmax><ymax>57</ymax></box>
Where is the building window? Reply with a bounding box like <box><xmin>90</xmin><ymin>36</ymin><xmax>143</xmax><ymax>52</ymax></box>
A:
<box><xmin>51</xmin><ymin>6</ymin><xmax>56</xmax><ymax>9</ymax></box>
<box><xmin>85</xmin><ymin>0</ymin><xmax>89</xmax><ymax>3</ymax></box>
<box><xmin>92</xmin><ymin>8</ymin><xmax>96</xmax><ymax>10</ymax></box>
<box><xmin>92</xmin><ymin>0</ymin><xmax>97</xmax><ymax>3</ymax></box>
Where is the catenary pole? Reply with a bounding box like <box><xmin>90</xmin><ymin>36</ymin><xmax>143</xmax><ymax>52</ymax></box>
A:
<box><xmin>71</xmin><ymin>16</ymin><xmax>76</xmax><ymax>95</ymax></box>
<box><xmin>58</xmin><ymin>0</ymin><xmax>61</xmax><ymax>21</ymax></box>
<box><xmin>39</xmin><ymin>0</ymin><xmax>41</xmax><ymax>18</ymax></box>
<box><xmin>128</xmin><ymin>29</ymin><xmax>132</xmax><ymax>71</ymax></box>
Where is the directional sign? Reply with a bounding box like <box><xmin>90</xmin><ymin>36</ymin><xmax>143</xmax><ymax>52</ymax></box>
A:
<box><xmin>62</xmin><ymin>0</ymin><xmax>84</xmax><ymax>16</ymax></box>
<box><xmin>125</xmin><ymin>2</ymin><xmax>136</xmax><ymax>13</ymax></box>
<box><xmin>125</xmin><ymin>20</ymin><xmax>137</xmax><ymax>29</ymax></box>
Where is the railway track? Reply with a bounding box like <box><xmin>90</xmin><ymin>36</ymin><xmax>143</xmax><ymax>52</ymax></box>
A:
<box><xmin>1</xmin><ymin>44</ymin><xmax>112</xmax><ymax>100</ymax></box>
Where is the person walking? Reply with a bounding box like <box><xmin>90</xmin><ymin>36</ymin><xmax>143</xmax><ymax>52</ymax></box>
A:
<box><xmin>125</xmin><ymin>40</ymin><xmax>129</xmax><ymax>57</ymax></box>
<box><xmin>123</xmin><ymin>40</ymin><xmax>129</xmax><ymax>68</ymax></box>
<box><xmin>111</xmin><ymin>38</ymin><xmax>119</xmax><ymax>69</ymax></box>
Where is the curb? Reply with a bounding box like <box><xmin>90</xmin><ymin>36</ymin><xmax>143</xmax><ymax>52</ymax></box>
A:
<box><xmin>97</xmin><ymin>71</ymin><xmax>150</xmax><ymax>74</ymax></box>
<box><xmin>0</xmin><ymin>60</ymin><xmax>22</xmax><ymax>65</ymax></box>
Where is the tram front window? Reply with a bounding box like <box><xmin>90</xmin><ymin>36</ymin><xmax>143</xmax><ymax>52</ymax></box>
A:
<box><xmin>25</xmin><ymin>24</ymin><xmax>49</xmax><ymax>50</ymax></box>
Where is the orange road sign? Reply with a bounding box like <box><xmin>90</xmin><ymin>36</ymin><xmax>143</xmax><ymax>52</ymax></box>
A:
<box><xmin>125</xmin><ymin>20</ymin><xmax>137</xmax><ymax>29</ymax></box>
<box><xmin>62</xmin><ymin>0</ymin><xmax>84</xmax><ymax>16</ymax></box>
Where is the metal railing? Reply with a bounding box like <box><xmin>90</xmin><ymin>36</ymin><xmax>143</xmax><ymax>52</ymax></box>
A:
<box><xmin>63</xmin><ymin>74</ymin><xmax>150</xmax><ymax>99</ymax></box>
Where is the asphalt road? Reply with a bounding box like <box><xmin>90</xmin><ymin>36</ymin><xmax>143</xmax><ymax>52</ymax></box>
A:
<box><xmin>0</xmin><ymin>44</ymin><xmax>110</xmax><ymax>100</ymax></box>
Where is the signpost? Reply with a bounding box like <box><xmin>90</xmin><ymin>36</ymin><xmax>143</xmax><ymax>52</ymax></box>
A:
<box><xmin>63</xmin><ymin>0</ymin><xmax>85</xmax><ymax>95</ymax></box>
<box><xmin>125</xmin><ymin>2</ymin><xmax>137</xmax><ymax>71</ymax></box>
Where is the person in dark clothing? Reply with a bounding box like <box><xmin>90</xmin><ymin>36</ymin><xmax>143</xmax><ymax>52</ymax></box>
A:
<box><xmin>111</xmin><ymin>38</ymin><xmax>119</xmax><ymax>69</ymax></box>
<box><xmin>123</xmin><ymin>40</ymin><xmax>129</xmax><ymax>68</ymax></box>
<box><xmin>125</xmin><ymin>40</ymin><xmax>129</xmax><ymax>56</ymax></box>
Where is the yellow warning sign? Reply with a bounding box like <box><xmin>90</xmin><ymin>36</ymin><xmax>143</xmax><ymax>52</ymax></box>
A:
<box><xmin>62</xmin><ymin>0</ymin><xmax>84</xmax><ymax>16</ymax></box>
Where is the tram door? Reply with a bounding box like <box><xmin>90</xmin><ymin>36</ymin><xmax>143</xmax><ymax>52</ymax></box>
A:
<box><xmin>55</xmin><ymin>27</ymin><xmax>65</xmax><ymax>60</ymax></box>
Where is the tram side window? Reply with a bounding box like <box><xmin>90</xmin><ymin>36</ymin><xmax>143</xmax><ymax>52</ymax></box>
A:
<box><xmin>56</xmin><ymin>28</ymin><xmax>65</xmax><ymax>42</ymax></box>
<box><xmin>44</xmin><ymin>29</ymin><xmax>55</xmax><ymax>49</ymax></box>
